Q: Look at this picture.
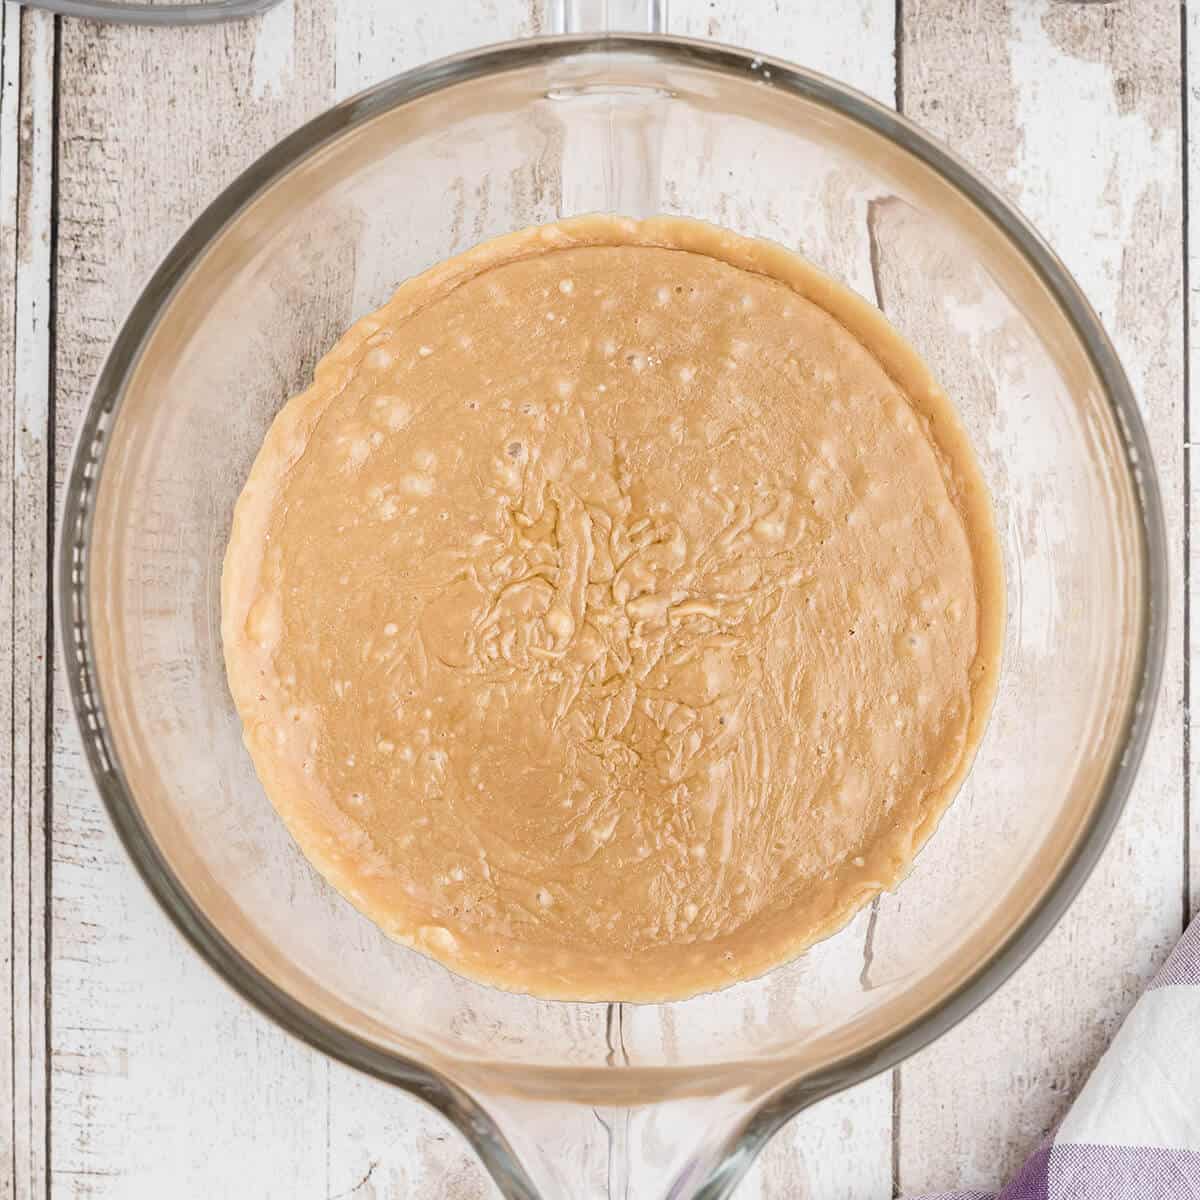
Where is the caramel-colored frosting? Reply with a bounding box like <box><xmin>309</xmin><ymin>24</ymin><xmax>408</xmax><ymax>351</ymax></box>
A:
<box><xmin>223</xmin><ymin>216</ymin><xmax>1002</xmax><ymax>1001</ymax></box>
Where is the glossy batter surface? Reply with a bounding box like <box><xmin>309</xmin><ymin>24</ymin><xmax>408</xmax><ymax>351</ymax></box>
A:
<box><xmin>222</xmin><ymin>216</ymin><xmax>1003</xmax><ymax>1000</ymax></box>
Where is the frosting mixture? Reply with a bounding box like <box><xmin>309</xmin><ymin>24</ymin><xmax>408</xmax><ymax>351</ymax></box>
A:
<box><xmin>222</xmin><ymin>216</ymin><xmax>1003</xmax><ymax>1001</ymax></box>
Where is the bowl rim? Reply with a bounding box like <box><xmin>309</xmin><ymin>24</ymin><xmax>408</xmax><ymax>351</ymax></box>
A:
<box><xmin>57</xmin><ymin>30</ymin><xmax>1168</xmax><ymax>1196</ymax></box>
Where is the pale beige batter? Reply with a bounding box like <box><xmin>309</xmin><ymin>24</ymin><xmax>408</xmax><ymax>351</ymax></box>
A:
<box><xmin>223</xmin><ymin>216</ymin><xmax>1003</xmax><ymax>1002</ymax></box>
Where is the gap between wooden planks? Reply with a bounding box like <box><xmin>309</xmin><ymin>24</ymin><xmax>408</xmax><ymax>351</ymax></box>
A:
<box><xmin>1</xmin><ymin>7</ymin><xmax>53</xmax><ymax>1200</ymax></box>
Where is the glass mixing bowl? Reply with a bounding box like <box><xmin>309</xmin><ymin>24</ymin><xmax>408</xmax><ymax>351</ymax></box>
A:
<box><xmin>58</xmin><ymin>11</ymin><xmax>1166</xmax><ymax>1200</ymax></box>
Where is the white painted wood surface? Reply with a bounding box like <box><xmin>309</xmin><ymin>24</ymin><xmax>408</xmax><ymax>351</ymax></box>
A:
<box><xmin>0</xmin><ymin>0</ymin><xmax>1191</xmax><ymax>1196</ymax></box>
<box><xmin>898</xmin><ymin>2</ymin><xmax>1188</xmax><ymax>1191</ymax></box>
<box><xmin>2</xmin><ymin>7</ymin><xmax>53</xmax><ymax>1198</ymax></box>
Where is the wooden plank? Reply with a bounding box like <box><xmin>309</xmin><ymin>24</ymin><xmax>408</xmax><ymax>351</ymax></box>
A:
<box><xmin>50</xmin><ymin>6</ymin><xmax>339</xmax><ymax>1198</ymax></box>
<box><xmin>898</xmin><ymin>1</ymin><xmax>1186</xmax><ymax>1192</ymax></box>
<box><xmin>330</xmin><ymin>1</ymin><xmax>546</xmax><ymax>100</ymax></box>
<box><xmin>1</xmin><ymin>7</ymin><xmax>54</xmax><ymax>1199</ymax></box>
<box><xmin>1</xmin><ymin>19</ymin><xmax>20</xmax><ymax>1198</ymax></box>
<box><xmin>662</xmin><ymin>5</ymin><xmax>896</xmax><ymax>1197</ymax></box>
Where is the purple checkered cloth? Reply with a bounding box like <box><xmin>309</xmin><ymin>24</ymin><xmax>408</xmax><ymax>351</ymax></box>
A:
<box><xmin>920</xmin><ymin>915</ymin><xmax>1200</xmax><ymax>1198</ymax></box>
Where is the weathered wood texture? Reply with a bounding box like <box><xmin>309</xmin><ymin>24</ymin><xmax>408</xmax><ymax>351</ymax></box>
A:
<box><xmin>898</xmin><ymin>1</ymin><xmax>1186</xmax><ymax>1193</ymax></box>
<box><xmin>664</xmin><ymin>5</ymin><xmax>896</xmax><ymax>1197</ymax></box>
<box><xmin>0</xmin><ymin>0</ymin><xmax>1186</xmax><ymax>1198</ymax></box>
<box><xmin>51</xmin><ymin>6</ymin><xmax>337</xmax><ymax>1198</ymax></box>
<box><xmin>1</xmin><ymin>7</ymin><xmax>54</xmax><ymax>1199</ymax></box>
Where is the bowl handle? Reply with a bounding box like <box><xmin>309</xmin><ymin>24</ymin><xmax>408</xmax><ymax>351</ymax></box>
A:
<box><xmin>454</xmin><ymin>1069</ymin><xmax>787</xmax><ymax>1200</ymax></box>
<box><xmin>554</xmin><ymin>0</ymin><xmax>667</xmax><ymax>35</ymax></box>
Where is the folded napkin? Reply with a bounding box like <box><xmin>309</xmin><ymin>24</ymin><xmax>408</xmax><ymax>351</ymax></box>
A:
<box><xmin>920</xmin><ymin>914</ymin><xmax>1200</xmax><ymax>1199</ymax></box>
